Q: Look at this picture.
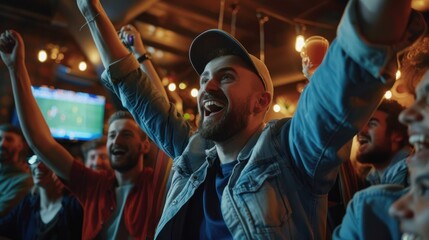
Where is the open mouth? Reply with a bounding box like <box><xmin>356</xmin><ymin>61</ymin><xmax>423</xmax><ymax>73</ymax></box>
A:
<box><xmin>409</xmin><ymin>134</ymin><xmax>429</xmax><ymax>153</ymax></box>
<box><xmin>203</xmin><ymin>100</ymin><xmax>225</xmax><ymax>117</ymax></box>
<box><xmin>111</xmin><ymin>147</ymin><xmax>126</xmax><ymax>157</ymax></box>
<box><xmin>357</xmin><ymin>136</ymin><xmax>370</xmax><ymax>146</ymax></box>
<box><xmin>401</xmin><ymin>232</ymin><xmax>421</xmax><ymax>240</ymax></box>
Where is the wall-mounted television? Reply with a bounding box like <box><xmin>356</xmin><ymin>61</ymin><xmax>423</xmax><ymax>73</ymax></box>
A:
<box><xmin>13</xmin><ymin>86</ymin><xmax>106</xmax><ymax>141</ymax></box>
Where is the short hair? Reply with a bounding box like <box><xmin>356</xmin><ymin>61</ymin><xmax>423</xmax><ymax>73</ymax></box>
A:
<box><xmin>81</xmin><ymin>137</ymin><xmax>107</xmax><ymax>161</ymax></box>
<box><xmin>377</xmin><ymin>99</ymin><xmax>408</xmax><ymax>147</ymax></box>
<box><xmin>0</xmin><ymin>124</ymin><xmax>24</xmax><ymax>138</ymax></box>
<box><xmin>107</xmin><ymin>110</ymin><xmax>147</xmax><ymax>140</ymax></box>
<box><xmin>402</xmin><ymin>36</ymin><xmax>429</xmax><ymax>94</ymax></box>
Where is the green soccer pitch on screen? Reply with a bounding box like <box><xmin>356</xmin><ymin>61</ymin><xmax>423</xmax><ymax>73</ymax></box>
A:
<box><xmin>30</xmin><ymin>86</ymin><xmax>106</xmax><ymax>141</ymax></box>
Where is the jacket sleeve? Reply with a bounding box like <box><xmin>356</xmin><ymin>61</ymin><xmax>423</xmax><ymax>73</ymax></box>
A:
<box><xmin>101</xmin><ymin>54</ymin><xmax>192</xmax><ymax>159</ymax></box>
<box><xmin>286</xmin><ymin>0</ymin><xmax>426</xmax><ymax>194</ymax></box>
<box><xmin>333</xmin><ymin>185</ymin><xmax>405</xmax><ymax>240</ymax></box>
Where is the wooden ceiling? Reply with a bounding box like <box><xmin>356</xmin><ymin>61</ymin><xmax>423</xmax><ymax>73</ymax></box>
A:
<box><xmin>0</xmin><ymin>0</ymin><xmax>349</xmax><ymax>119</ymax></box>
<box><xmin>0</xmin><ymin>0</ymin><xmax>348</xmax><ymax>83</ymax></box>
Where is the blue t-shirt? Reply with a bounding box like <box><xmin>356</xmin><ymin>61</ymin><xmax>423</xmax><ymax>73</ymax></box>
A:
<box><xmin>200</xmin><ymin>160</ymin><xmax>237</xmax><ymax>240</ymax></box>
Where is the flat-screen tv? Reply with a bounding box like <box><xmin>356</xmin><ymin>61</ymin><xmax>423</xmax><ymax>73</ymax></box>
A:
<box><xmin>13</xmin><ymin>86</ymin><xmax>106</xmax><ymax>141</ymax></box>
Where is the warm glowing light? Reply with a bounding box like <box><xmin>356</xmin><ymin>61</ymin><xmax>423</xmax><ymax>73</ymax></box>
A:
<box><xmin>38</xmin><ymin>50</ymin><xmax>48</xmax><ymax>62</ymax></box>
<box><xmin>190</xmin><ymin>88</ymin><xmax>198</xmax><ymax>98</ymax></box>
<box><xmin>155</xmin><ymin>50</ymin><xmax>164</xmax><ymax>58</ymax></box>
<box><xmin>384</xmin><ymin>90</ymin><xmax>392</xmax><ymax>99</ymax></box>
<box><xmin>78</xmin><ymin>61</ymin><xmax>87</xmax><ymax>71</ymax></box>
<box><xmin>168</xmin><ymin>83</ymin><xmax>176</xmax><ymax>92</ymax></box>
<box><xmin>295</xmin><ymin>35</ymin><xmax>305</xmax><ymax>52</ymax></box>
<box><xmin>396</xmin><ymin>70</ymin><xmax>401</xmax><ymax>80</ymax></box>
<box><xmin>179</xmin><ymin>83</ymin><xmax>187</xmax><ymax>90</ymax></box>
<box><xmin>147</xmin><ymin>25</ymin><xmax>156</xmax><ymax>35</ymax></box>
<box><xmin>412</xmin><ymin>0</ymin><xmax>429</xmax><ymax>11</ymax></box>
<box><xmin>147</xmin><ymin>46</ymin><xmax>156</xmax><ymax>54</ymax></box>
<box><xmin>273</xmin><ymin>104</ymin><xmax>281</xmax><ymax>113</ymax></box>
<box><xmin>156</xmin><ymin>30</ymin><xmax>165</xmax><ymax>38</ymax></box>
<box><xmin>162</xmin><ymin>77</ymin><xmax>170</xmax><ymax>86</ymax></box>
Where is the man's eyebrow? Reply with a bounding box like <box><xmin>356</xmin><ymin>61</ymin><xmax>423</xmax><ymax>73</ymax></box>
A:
<box><xmin>200</xmin><ymin>67</ymin><xmax>237</xmax><ymax>79</ymax></box>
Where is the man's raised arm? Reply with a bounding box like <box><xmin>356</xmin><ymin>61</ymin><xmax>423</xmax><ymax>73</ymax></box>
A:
<box><xmin>0</xmin><ymin>30</ymin><xmax>74</xmax><ymax>181</ymax></box>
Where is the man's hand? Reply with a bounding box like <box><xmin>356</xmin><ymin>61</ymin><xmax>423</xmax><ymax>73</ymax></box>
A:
<box><xmin>0</xmin><ymin>30</ymin><xmax>24</xmax><ymax>69</ymax></box>
<box><xmin>118</xmin><ymin>25</ymin><xmax>146</xmax><ymax>57</ymax></box>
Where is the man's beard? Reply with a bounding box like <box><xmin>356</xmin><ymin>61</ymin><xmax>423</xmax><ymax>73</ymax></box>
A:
<box><xmin>199</xmin><ymin>98</ymin><xmax>250</xmax><ymax>142</ymax></box>
<box><xmin>356</xmin><ymin>145</ymin><xmax>392</xmax><ymax>165</ymax></box>
<box><xmin>109</xmin><ymin>146</ymin><xmax>140</xmax><ymax>173</ymax></box>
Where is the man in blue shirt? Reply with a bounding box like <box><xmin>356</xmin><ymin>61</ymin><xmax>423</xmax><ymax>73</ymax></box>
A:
<box><xmin>74</xmin><ymin>0</ymin><xmax>425</xmax><ymax>238</ymax></box>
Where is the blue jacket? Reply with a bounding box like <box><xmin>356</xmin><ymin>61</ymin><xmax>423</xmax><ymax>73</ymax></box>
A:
<box><xmin>333</xmin><ymin>184</ymin><xmax>407</xmax><ymax>240</ymax></box>
<box><xmin>101</xmin><ymin>0</ymin><xmax>425</xmax><ymax>238</ymax></box>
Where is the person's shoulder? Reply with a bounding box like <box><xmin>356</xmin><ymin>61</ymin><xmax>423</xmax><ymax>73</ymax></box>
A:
<box><xmin>353</xmin><ymin>184</ymin><xmax>407</xmax><ymax>202</ymax></box>
<box><xmin>264</xmin><ymin>118</ymin><xmax>292</xmax><ymax>134</ymax></box>
<box><xmin>62</xmin><ymin>193</ymin><xmax>82</xmax><ymax>206</ymax></box>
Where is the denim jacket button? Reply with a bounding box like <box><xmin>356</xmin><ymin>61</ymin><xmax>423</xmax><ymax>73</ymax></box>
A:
<box><xmin>171</xmin><ymin>200</ymin><xmax>177</xmax><ymax>205</ymax></box>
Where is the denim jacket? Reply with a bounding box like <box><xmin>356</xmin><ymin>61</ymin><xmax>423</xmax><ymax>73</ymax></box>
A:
<box><xmin>332</xmin><ymin>184</ymin><xmax>408</xmax><ymax>240</ymax></box>
<box><xmin>101</xmin><ymin>0</ymin><xmax>425</xmax><ymax>238</ymax></box>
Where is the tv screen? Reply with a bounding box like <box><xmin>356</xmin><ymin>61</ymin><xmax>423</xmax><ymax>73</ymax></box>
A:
<box><xmin>18</xmin><ymin>86</ymin><xmax>106</xmax><ymax>141</ymax></box>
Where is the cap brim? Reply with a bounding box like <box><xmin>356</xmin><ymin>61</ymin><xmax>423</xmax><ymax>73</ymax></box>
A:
<box><xmin>189</xmin><ymin>29</ymin><xmax>254</xmax><ymax>75</ymax></box>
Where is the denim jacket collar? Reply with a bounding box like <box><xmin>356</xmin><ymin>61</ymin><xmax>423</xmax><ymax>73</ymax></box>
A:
<box><xmin>204</xmin><ymin>127</ymin><xmax>264</xmax><ymax>165</ymax></box>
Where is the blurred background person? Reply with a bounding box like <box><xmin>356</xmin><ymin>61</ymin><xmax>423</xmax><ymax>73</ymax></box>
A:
<box><xmin>81</xmin><ymin>136</ymin><xmax>110</xmax><ymax>172</ymax></box>
<box><xmin>389</xmin><ymin>35</ymin><xmax>429</xmax><ymax>240</ymax></box>
<box><xmin>0</xmin><ymin>154</ymin><xmax>83</xmax><ymax>240</ymax></box>
<box><xmin>0</xmin><ymin>28</ymin><xmax>171</xmax><ymax>239</ymax></box>
<box><xmin>0</xmin><ymin>124</ymin><xmax>32</xmax><ymax>217</ymax></box>
<box><xmin>334</xmin><ymin>34</ymin><xmax>429</xmax><ymax>240</ymax></box>
<box><xmin>356</xmin><ymin>99</ymin><xmax>410</xmax><ymax>186</ymax></box>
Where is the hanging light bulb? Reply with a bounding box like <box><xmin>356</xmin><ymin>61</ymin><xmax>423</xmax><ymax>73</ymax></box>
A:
<box><xmin>190</xmin><ymin>88</ymin><xmax>198</xmax><ymax>98</ymax></box>
<box><xmin>384</xmin><ymin>90</ymin><xmax>392</xmax><ymax>99</ymax></box>
<box><xmin>295</xmin><ymin>35</ymin><xmax>305</xmax><ymax>52</ymax></box>
<box><xmin>38</xmin><ymin>50</ymin><xmax>48</xmax><ymax>62</ymax></box>
<box><xmin>78</xmin><ymin>61</ymin><xmax>87</xmax><ymax>71</ymax></box>
<box><xmin>168</xmin><ymin>83</ymin><xmax>176</xmax><ymax>92</ymax></box>
<box><xmin>396</xmin><ymin>70</ymin><xmax>401</xmax><ymax>80</ymax></box>
<box><xmin>295</xmin><ymin>24</ymin><xmax>306</xmax><ymax>52</ymax></box>
<box><xmin>179</xmin><ymin>82</ymin><xmax>187</xmax><ymax>90</ymax></box>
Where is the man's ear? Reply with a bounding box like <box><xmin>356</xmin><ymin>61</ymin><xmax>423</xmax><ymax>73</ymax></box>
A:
<box><xmin>254</xmin><ymin>92</ymin><xmax>271</xmax><ymax>113</ymax></box>
<box><xmin>391</xmin><ymin>132</ymin><xmax>404</xmax><ymax>144</ymax></box>
<box><xmin>140</xmin><ymin>139</ymin><xmax>151</xmax><ymax>154</ymax></box>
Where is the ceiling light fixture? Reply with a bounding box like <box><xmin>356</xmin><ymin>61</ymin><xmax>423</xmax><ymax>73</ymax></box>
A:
<box><xmin>218</xmin><ymin>0</ymin><xmax>226</xmax><ymax>30</ymax></box>
<box><xmin>230</xmin><ymin>2</ymin><xmax>240</xmax><ymax>37</ymax></box>
<box><xmin>256</xmin><ymin>12</ymin><xmax>269</xmax><ymax>62</ymax></box>
<box><xmin>295</xmin><ymin>25</ymin><xmax>306</xmax><ymax>52</ymax></box>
